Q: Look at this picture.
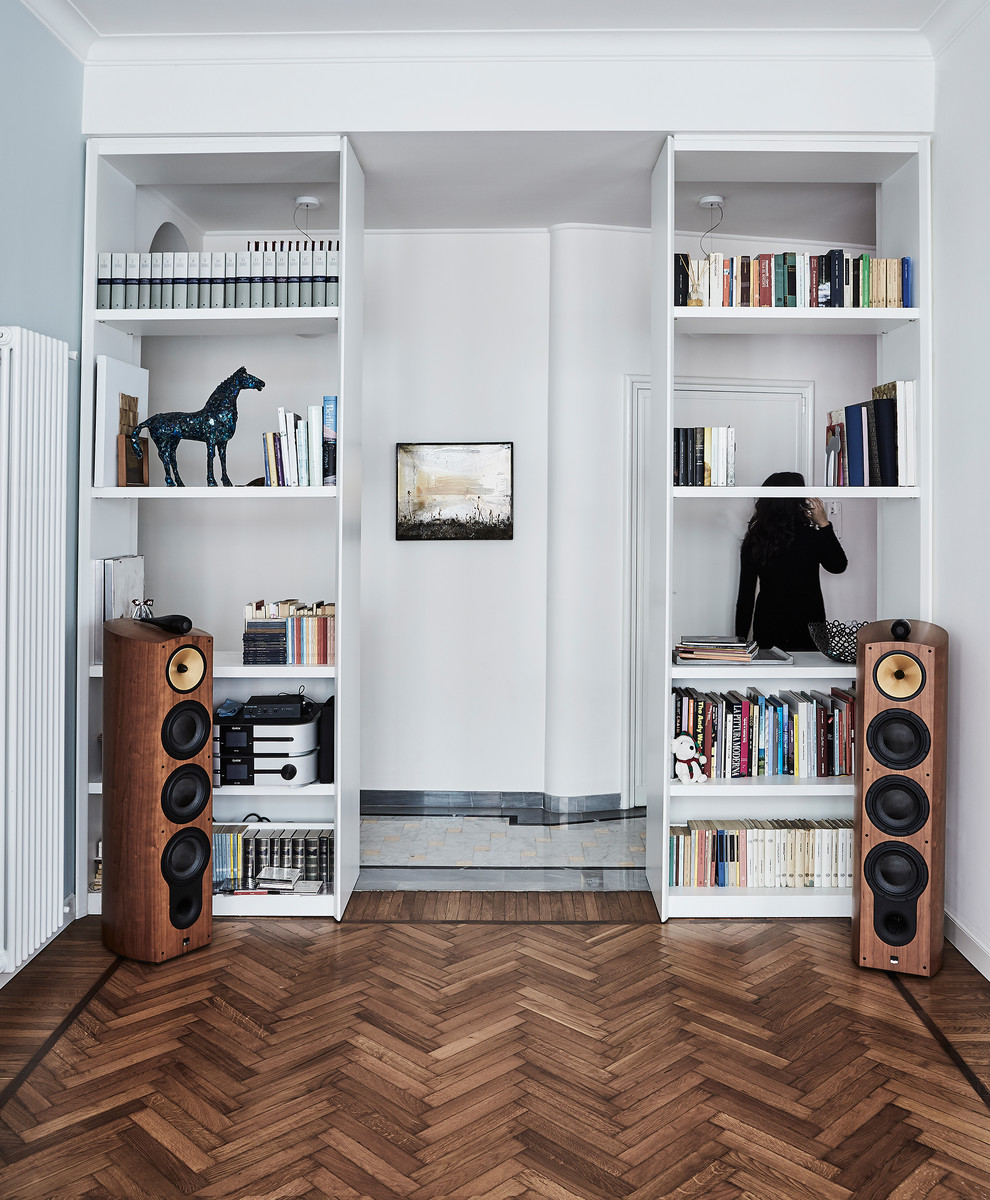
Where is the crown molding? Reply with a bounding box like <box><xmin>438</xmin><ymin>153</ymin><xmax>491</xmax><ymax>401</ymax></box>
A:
<box><xmin>18</xmin><ymin>14</ymin><xmax>937</xmax><ymax>67</ymax></box>
<box><xmin>922</xmin><ymin>0</ymin><xmax>990</xmax><ymax>56</ymax></box>
<box><xmin>19</xmin><ymin>0</ymin><xmax>95</xmax><ymax>62</ymax></box>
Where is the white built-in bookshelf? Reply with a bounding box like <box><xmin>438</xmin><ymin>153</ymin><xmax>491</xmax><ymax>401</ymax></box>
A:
<box><xmin>643</xmin><ymin>134</ymin><xmax>931</xmax><ymax>920</ymax></box>
<box><xmin>75</xmin><ymin>135</ymin><xmax>364</xmax><ymax>921</ymax></box>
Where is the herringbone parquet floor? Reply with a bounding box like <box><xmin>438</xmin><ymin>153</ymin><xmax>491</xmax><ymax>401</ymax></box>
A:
<box><xmin>2</xmin><ymin>896</ymin><xmax>990</xmax><ymax>1200</ymax></box>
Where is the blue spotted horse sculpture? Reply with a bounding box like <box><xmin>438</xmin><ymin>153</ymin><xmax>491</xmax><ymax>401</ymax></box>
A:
<box><xmin>130</xmin><ymin>366</ymin><xmax>266</xmax><ymax>486</ymax></box>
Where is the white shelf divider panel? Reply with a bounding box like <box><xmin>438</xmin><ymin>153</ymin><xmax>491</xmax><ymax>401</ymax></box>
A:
<box><xmin>674</xmin><ymin>308</ymin><xmax>919</xmax><ymax>336</ymax></box>
<box><xmin>96</xmin><ymin>308</ymin><xmax>338</xmax><ymax>337</ymax></box>
<box><xmin>92</xmin><ymin>487</ymin><xmax>337</xmax><ymax>500</ymax></box>
<box><xmin>667</xmin><ymin>888</ymin><xmax>852</xmax><ymax>919</ymax></box>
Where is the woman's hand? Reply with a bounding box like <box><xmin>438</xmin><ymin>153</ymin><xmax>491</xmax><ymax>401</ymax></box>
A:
<box><xmin>808</xmin><ymin>497</ymin><xmax>830</xmax><ymax>528</ymax></box>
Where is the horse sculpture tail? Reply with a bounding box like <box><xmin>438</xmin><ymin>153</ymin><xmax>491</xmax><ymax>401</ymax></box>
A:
<box><xmin>130</xmin><ymin>419</ymin><xmax>149</xmax><ymax>460</ymax></box>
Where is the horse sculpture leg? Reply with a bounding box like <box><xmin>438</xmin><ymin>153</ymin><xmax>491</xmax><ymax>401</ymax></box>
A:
<box><xmin>151</xmin><ymin>431</ymin><xmax>176</xmax><ymax>486</ymax></box>
<box><xmin>167</xmin><ymin>439</ymin><xmax>184</xmax><ymax>487</ymax></box>
<box><xmin>217</xmin><ymin>440</ymin><xmax>232</xmax><ymax>487</ymax></box>
<box><xmin>204</xmin><ymin>439</ymin><xmax>218</xmax><ymax>487</ymax></box>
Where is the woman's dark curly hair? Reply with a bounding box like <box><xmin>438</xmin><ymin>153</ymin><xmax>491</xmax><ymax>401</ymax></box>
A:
<box><xmin>741</xmin><ymin>471</ymin><xmax>810</xmax><ymax>566</ymax></box>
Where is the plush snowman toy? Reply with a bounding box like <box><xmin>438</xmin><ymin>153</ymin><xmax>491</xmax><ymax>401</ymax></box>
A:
<box><xmin>670</xmin><ymin>733</ymin><xmax>707</xmax><ymax>783</ymax></box>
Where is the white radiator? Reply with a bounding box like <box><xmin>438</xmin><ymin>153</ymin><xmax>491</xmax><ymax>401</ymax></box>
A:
<box><xmin>0</xmin><ymin>326</ymin><xmax>70</xmax><ymax>974</ymax></box>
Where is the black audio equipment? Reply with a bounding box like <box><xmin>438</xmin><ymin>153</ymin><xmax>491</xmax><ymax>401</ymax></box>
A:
<box><xmin>852</xmin><ymin>618</ymin><xmax>947</xmax><ymax>976</ymax></box>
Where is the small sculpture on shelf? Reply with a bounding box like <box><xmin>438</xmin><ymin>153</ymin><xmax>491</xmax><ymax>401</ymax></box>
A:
<box><xmin>130</xmin><ymin>366</ymin><xmax>266</xmax><ymax>486</ymax></box>
<box><xmin>671</xmin><ymin>733</ymin><xmax>707</xmax><ymax>784</ymax></box>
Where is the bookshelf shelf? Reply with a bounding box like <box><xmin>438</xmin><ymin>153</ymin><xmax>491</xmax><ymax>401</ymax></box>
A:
<box><xmin>672</xmin><ymin>486</ymin><xmax>920</xmax><ymax>499</ymax></box>
<box><xmin>643</xmin><ymin>133</ymin><xmax>932</xmax><ymax>924</ymax></box>
<box><xmin>76</xmin><ymin>135</ymin><xmax>363</xmax><ymax>926</ymax></box>
<box><xmin>92</xmin><ymin>486</ymin><xmax>337</xmax><ymax>500</ymax></box>
<box><xmin>213</xmin><ymin>783</ymin><xmax>335</xmax><ymax>797</ymax></box>
<box><xmin>95</xmin><ymin>307</ymin><xmax>339</xmax><ymax>337</ymax></box>
<box><xmin>666</xmin><ymin>887</ymin><xmax>852</xmax><ymax>919</ymax></box>
<box><xmin>673</xmin><ymin>308</ymin><xmax>919</xmax><ymax>336</ymax></box>
<box><xmin>213</xmin><ymin>891</ymin><xmax>336</xmax><ymax>916</ymax></box>
<box><xmin>670</xmin><ymin>777</ymin><xmax>854</xmax><ymax>798</ymax></box>
<box><xmin>90</xmin><ymin>654</ymin><xmax>335</xmax><ymax>678</ymax></box>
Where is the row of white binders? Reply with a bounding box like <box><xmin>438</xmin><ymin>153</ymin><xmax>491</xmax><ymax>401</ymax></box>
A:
<box><xmin>96</xmin><ymin>244</ymin><xmax>340</xmax><ymax>311</ymax></box>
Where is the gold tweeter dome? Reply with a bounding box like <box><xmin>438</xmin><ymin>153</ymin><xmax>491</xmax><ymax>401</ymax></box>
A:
<box><xmin>874</xmin><ymin>651</ymin><xmax>925</xmax><ymax>701</ymax></box>
<box><xmin>166</xmin><ymin>645</ymin><xmax>207</xmax><ymax>693</ymax></box>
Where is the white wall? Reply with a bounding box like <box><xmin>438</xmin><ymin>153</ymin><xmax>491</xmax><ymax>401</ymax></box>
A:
<box><xmin>0</xmin><ymin>0</ymin><xmax>84</xmax><ymax>894</ymax></box>
<box><xmin>933</xmin><ymin>10</ymin><xmax>990</xmax><ymax>972</ymax></box>
<box><xmin>545</xmin><ymin>226</ymin><xmax>651</xmax><ymax>798</ymax></box>
<box><xmin>360</xmin><ymin>230</ymin><xmax>550</xmax><ymax>791</ymax></box>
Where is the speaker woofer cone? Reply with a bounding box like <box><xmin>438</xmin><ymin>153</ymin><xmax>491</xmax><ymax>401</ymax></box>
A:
<box><xmin>873</xmin><ymin>651</ymin><xmax>926</xmax><ymax>701</ymax></box>
<box><xmin>161</xmin><ymin>700</ymin><xmax>212</xmax><ymax>759</ymax></box>
<box><xmin>864</xmin><ymin>777</ymin><xmax>930</xmax><ymax>837</ymax></box>
<box><xmin>161</xmin><ymin>764</ymin><xmax>211</xmax><ymax>823</ymax></box>
<box><xmin>866</xmin><ymin>709</ymin><xmax>931</xmax><ymax>770</ymax></box>
<box><xmin>161</xmin><ymin>828</ymin><xmax>211</xmax><ymax>885</ymax></box>
<box><xmin>864</xmin><ymin>842</ymin><xmax>928</xmax><ymax>901</ymax></box>
<box><xmin>166</xmin><ymin>645</ymin><xmax>207</xmax><ymax>693</ymax></box>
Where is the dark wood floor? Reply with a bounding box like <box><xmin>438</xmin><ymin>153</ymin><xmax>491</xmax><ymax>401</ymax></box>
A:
<box><xmin>2</xmin><ymin>895</ymin><xmax>990</xmax><ymax>1199</ymax></box>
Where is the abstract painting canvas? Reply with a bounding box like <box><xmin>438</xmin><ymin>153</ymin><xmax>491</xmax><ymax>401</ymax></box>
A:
<box><xmin>396</xmin><ymin>442</ymin><xmax>513</xmax><ymax>540</ymax></box>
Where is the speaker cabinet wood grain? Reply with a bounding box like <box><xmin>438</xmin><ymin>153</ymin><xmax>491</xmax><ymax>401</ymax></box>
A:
<box><xmin>852</xmin><ymin>619</ymin><xmax>948</xmax><ymax>976</ymax></box>
<box><xmin>102</xmin><ymin>619</ymin><xmax>213</xmax><ymax>962</ymax></box>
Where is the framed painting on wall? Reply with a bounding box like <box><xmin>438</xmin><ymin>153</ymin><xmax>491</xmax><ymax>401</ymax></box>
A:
<box><xmin>396</xmin><ymin>442</ymin><xmax>513</xmax><ymax>540</ymax></box>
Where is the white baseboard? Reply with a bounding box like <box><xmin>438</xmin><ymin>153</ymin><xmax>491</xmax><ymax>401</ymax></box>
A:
<box><xmin>944</xmin><ymin>909</ymin><xmax>990</xmax><ymax>982</ymax></box>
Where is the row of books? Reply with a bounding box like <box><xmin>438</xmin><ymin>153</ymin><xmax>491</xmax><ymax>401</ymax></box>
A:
<box><xmin>263</xmin><ymin>397</ymin><xmax>337</xmax><ymax>487</ymax></box>
<box><xmin>672</xmin><ymin>684</ymin><xmax>856</xmax><ymax>780</ymax></box>
<box><xmin>669</xmin><ymin>818</ymin><xmax>855</xmax><ymax>889</ymax></box>
<box><xmin>212</xmin><ymin>824</ymin><xmax>334</xmax><ymax>894</ymax></box>
<box><xmin>96</xmin><ymin>242</ymin><xmax>340</xmax><ymax>312</ymax></box>
<box><xmin>674</xmin><ymin>250</ymin><xmax>912</xmax><ymax>309</ymax></box>
<box><xmin>243</xmin><ymin>599</ymin><xmax>336</xmax><ymax>666</ymax></box>
<box><xmin>673</xmin><ymin>426</ymin><xmax>736</xmax><ymax>486</ymax></box>
<box><xmin>824</xmin><ymin>379</ymin><xmax>917</xmax><ymax>488</ymax></box>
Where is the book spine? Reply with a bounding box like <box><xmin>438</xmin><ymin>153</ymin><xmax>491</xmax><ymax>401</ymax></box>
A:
<box><xmin>96</xmin><ymin>252</ymin><xmax>112</xmax><ymax>310</ymax></box>
<box><xmin>235</xmin><ymin>250</ymin><xmax>251</xmax><ymax>308</ymax></box>
<box><xmin>198</xmin><ymin>250</ymin><xmax>212</xmax><ymax>309</ymax></box>
<box><xmin>327</xmin><ymin>241</ymin><xmax>339</xmax><ymax>306</ymax></box>
<box><xmin>287</xmin><ymin>246</ymin><xmax>301</xmax><ymax>307</ymax></box>
<box><xmin>323</xmin><ymin>395</ymin><xmax>338</xmax><ymax>486</ymax></box>
<box><xmin>312</xmin><ymin>243</ymin><xmax>328</xmax><ymax>307</ymax></box>
<box><xmin>299</xmin><ymin>246</ymin><xmax>313</xmax><ymax>307</ymax></box>
<box><xmin>185</xmin><ymin>251</ymin><xmax>199</xmax><ymax>309</ymax></box>
<box><xmin>124</xmin><ymin>252</ymin><xmax>140</xmax><ymax>310</ymax></box>
<box><xmin>150</xmin><ymin>252</ymin><xmax>163</xmax><ymax>310</ymax></box>
<box><xmin>263</xmin><ymin>246</ymin><xmax>276</xmax><ymax>308</ymax></box>
<box><xmin>172</xmin><ymin>251</ymin><xmax>188</xmax><ymax>309</ymax></box>
<box><xmin>161</xmin><ymin>251</ymin><xmax>174</xmax><ymax>309</ymax></box>
<box><xmin>225</xmin><ymin>251</ymin><xmax>237</xmax><ymax>308</ymax></box>
<box><xmin>249</xmin><ymin>244</ymin><xmax>263</xmax><ymax>308</ymax></box>
<box><xmin>211</xmin><ymin>251</ymin><xmax>226</xmax><ymax>309</ymax></box>
<box><xmin>275</xmin><ymin>245</ymin><xmax>288</xmax><ymax>307</ymax></box>
<box><xmin>138</xmin><ymin>252</ymin><xmax>152</xmax><ymax>309</ymax></box>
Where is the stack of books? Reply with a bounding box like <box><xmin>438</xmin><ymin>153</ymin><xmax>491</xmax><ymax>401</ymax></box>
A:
<box><xmin>669</xmin><ymin>819</ymin><xmax>855</xmax><ymax>889</ymax></box>
<box><xmin>674</xmin><ymin>636</ymin><xmax>758</xmax><ymax>663</ymax></box>
<box><xmin>213</xmin><ymin>824</ymin><xmax>334</xmax><ymax>894</ymax></box>
<box><xmin>242</xmin><ymin>598</ymin><xmax>336</xmax><ymax>666</ymax></box>
<box><xmin>96</xmin><ymin>242</ymin><xmax>340</xmax><ymax>311</ymax></box>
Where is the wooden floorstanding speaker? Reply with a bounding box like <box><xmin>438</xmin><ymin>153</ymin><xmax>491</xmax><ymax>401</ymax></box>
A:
<box><xmin>852</xmin><ymin>618</ymin><xmax>948</xmax><ymax>977</ymax></box>
<box><xmin>102</xmin><ymin>619</ymin><xmax>213</xmax><ymax>962</ymax></box>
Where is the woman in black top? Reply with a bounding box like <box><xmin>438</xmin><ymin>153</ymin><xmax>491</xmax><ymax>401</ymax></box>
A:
<box><xmin>734</xmin><ymin>471</ymin><xmax>848</xmax><ymax>650</ymax></box>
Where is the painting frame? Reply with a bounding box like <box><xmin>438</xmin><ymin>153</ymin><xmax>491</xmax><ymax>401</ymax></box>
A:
<box><xmin>396</xmin><ymin>442</ymin><xmax>513</xmax><ymax>541</ymax></box>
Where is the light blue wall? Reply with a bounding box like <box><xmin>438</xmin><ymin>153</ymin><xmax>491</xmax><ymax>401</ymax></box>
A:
<box><xmin>0</xmin><ymin>1</ymin><xmax>84</xmax><ymax>340</ymax></box>
<box><xmin>0</xmin><ymin>0</ymin><xmax>84</xmax><ymax>896</ymax></box>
